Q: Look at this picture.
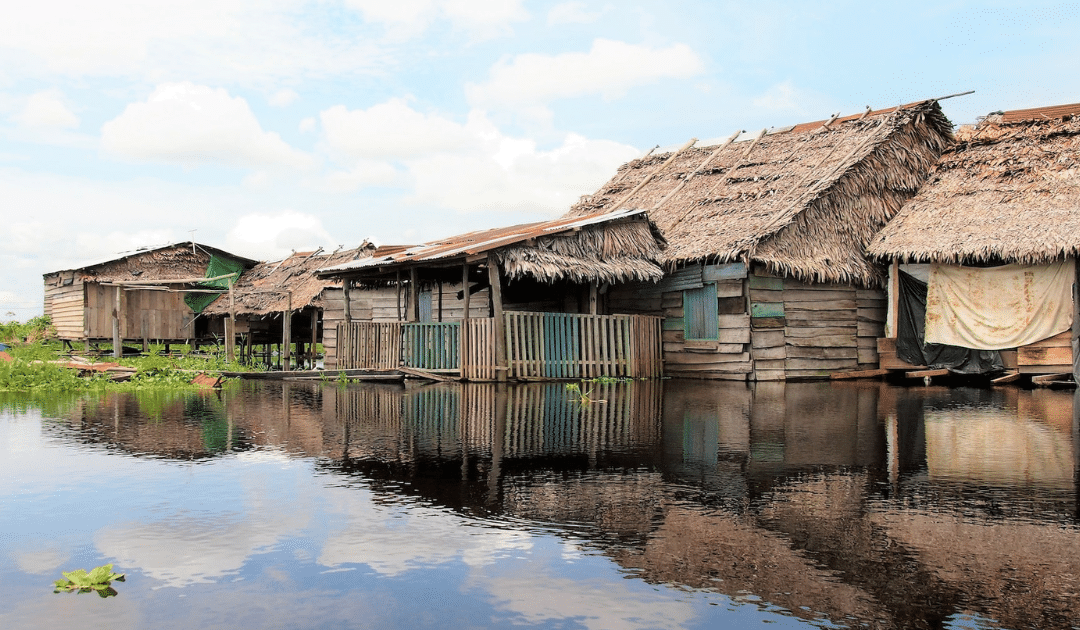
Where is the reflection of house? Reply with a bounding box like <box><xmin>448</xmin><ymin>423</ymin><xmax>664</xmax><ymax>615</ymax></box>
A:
<box><xmin>566</xmin><ymin>100</ymin><xmax>953</xmax><ymax>380</ymax></box>
<box><xmin>869</xmin><ymin>103</ymin><xmax>1080</xmax><ymax>378</ymax></box>
<box><xmin>317</xmin><ymin>209</ymin><xmax>668</xmax><ymax>380</ymax></box>
<box><xmin>200</xmin><ymin>244</ymin><xmax>405</xmax><ymax>369</ymax></box>
<box><xmin>42</xmin><ymin>242</ymin><xmax>257</xmax><ymax>354</ymax></box>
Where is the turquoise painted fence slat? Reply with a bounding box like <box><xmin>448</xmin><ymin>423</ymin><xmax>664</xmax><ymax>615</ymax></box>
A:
<box><xmin>750</xmin><ymin>302</ymin><xmax>785</xmax><ymax>318</ymax></box>
<box><xmin>403</xmin><ymin>322</ymin><xmax>460</xmax><ymax>370</ymax></box>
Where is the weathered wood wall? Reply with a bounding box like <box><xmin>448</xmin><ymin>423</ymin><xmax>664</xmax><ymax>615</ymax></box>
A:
<box><xmin>83</xmin><ymin>284</ymin><xmax>194</xmax><ymax>340</ymax></box>
<box><xmin>43</xmin><ymin>274</ymin><xmax>85</xmax><ymax>340</ymax></box>
<box><xmin>608</xmin><ymin>262</ymin><xmax>885</xmax><ymax>381</ymax></box>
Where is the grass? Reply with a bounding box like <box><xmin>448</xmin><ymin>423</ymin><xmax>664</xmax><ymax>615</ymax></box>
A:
<box><xmin>0</xmin><ymin>316</ymin><xmax>264</xmax><ymax>392</ymax></box>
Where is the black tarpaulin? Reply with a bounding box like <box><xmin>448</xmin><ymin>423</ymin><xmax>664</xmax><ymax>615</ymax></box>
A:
<box><xmin>895</xmin><ymin>270</ymin><xmax>1003</xmax><ymax>374</ymax></box>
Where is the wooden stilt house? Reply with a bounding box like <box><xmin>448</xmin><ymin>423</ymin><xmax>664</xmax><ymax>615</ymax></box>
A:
<box><xmin>868</xmin><ymin>102</ymin><xmax>1080</xmax><ymax>380</ymax></box>
<box><xmin>42</xmin><ymin>242</ymin><xmax>257</xmax><ymax>355</ymax></box>
<box><xmin>200</xmin><ymin>243</ymin><xmax>406</xmax><ymax>370</ymax></box>
<box><xmin>316</xmin><ymin>208</ymin><xmax>668</xmax><ymax>380</ymax></box>
<box><xmin>566</xmin><ymin>99</ymin><xmax>954</xmax><ymax>380</ymax></box>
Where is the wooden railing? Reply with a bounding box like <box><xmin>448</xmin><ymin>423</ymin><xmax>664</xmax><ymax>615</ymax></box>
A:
<box><xmin>336</xmin><ymin>312</ymin><xmax>663</xmax><ymax>380</ymax></box>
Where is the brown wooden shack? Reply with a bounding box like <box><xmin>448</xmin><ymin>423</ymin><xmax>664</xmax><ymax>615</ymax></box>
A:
<box><xmin>316</xmin><ymin>208</ymin><xmax>668</xmax><ymax>380</ymax></box>
<box><xmin>42</xmin><ymin>242</ymin><xmax>257</xmax><ymax>353</ymax></box>
<box><xmin>200</xmin><ymin>243</ymin><xmax>406</xmax><ymax>369</ymax></box>
<box><xmin>868</xmin><ymin>102</ymin><xmax>1080</xmax><ymax>380</ymax></box>
<box><xmin>565</xmin><ymin>99</ymin><xmax>954</xmax><ymax>380</ymax></box>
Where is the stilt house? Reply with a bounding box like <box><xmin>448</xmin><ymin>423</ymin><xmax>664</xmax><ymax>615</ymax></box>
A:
<box><xmin>566</xmin><ymin>100</ymin><xmax>953</xmax><ymax>380</ymax></box>
<box><xmin>316</xmin><ymin>208</ymin><xmax>667</xmax><ymax>379</ymax></box>
<box><xmin>42</xmin><ymin>242</ymin><xmax>257</xmax><ymax>353</ymax></box>
<box><xmin>200</xmin><ymin>243</ymin><xmax>406</xmax><ymax>369</ymax></box>
<box><xmin>868</xmin><ymin>102</ymin><xmax>1080</xmax><ymax>380</ymax></box>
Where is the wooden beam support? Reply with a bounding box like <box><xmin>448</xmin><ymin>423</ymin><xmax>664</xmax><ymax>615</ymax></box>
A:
<box><xmin>310</xmin><ymin>309</ymin><xmax>319</xmax><ymax>370</ymax></box>
<box><xmin>589</xmin><ymin>281</ymin><xmax>599</xmax><ymax>315</ymax></box>
<box><xmin>409</xmin><ymin>267</ymin><xmax>419</xmax><ymax>322</ymax></box>
<box><xmin>990</xmin><ymin>371</ymin><xmax>1021</xmax><ymax>384</ymax></box>
<box><xmin>112</xmin><ymin>285</ymin><xmax>122</xmax><ymax>358</ymax></box>
<box><xmin>487</xmin><ymin>253</ymin><xmax>507</xmax><ymax>382</ymax></box>
<box><xmin>343</xmin><ymin>279</ymin><xmax>352</xmax><ymax>324</ymax></box>
<box><xmin>225</xmin><ymin>281</ymin><xmax>236</xmax><ymax>363</ymax></box>
<box><xmin>282</xmin><ymin>292</ymin><xmax>292</xmax><ymax>372</ymax></box>
<box><xmin>906</xmin><ymin>368</ymin><xmax>949</xmax><ymax>379</ymax></box>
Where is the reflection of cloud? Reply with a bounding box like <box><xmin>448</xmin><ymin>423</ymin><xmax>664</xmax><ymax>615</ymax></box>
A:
<box><xmin>468</xmin><ymin>544</ymin><xmax>698</xmax><ymax>630</ymax></box>
<box><xmin>96</xmin><ymin>475</ymin><xmax>313</xmax><ymax>587</ymax></box>
<box><xmin>14</xmin><ymin>547</ymin><xmax>69</xmax><ymax>574</ymax></box>
<box><xmin>318</xmin><ymin>489</ymin><xmax>531</xmax><ymax>575</ymax></box>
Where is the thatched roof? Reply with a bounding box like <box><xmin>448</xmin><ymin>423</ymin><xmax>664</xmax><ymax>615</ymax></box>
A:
<box><xmin>44</xmin><ymin>242</ymin><xmax>258</xmax><ymax>282</ymax></box>
<box><xmin>869</xmin><ymin>102</ymin><xmax>1080</xmax><ymax>264</ymax></box>
<box><xmin>318</xmin><ymin>209</ymin><xmax>667</xmax><ymax>286</ymax></box>
<box><xmin>203</xmin><ymin>244</ymin><xmax>405</xmax><ymax>317</ymax></box>
<box><xmin>567</xmin><ymin>101</ymin><xmax>953</xmax><ymax>286</ymax></box>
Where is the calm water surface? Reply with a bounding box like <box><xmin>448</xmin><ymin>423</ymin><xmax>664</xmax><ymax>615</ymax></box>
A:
<box><xmin>1</xmin><ymin>380</ymin><xmax>1078</xmax><ymax>629</ymax></box>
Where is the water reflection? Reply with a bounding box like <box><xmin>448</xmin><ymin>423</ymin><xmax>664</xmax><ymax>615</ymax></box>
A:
<box><xmin>12</xmin><ymin>379</ymin><xmax>1080</xmax><ymax>629</ymax></box>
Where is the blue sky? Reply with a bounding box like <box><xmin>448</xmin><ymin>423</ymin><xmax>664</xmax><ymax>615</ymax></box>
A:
<box><xmin>2</xmin><ymin>0</ymin><xmax>1079</xmax><ymax>317</ymax></box>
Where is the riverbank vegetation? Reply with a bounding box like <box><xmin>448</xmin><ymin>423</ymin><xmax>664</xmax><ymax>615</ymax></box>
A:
<box><xmin>0</xmin><ymin>316</ymin><xmax>262</xmax><ymax>391</ymax></box>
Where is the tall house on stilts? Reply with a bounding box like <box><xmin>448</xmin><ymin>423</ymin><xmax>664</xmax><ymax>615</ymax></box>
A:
<box><xmin>567</xmin><ymin>100</ymin><xmax>953</xmax><ymax>380</ymax></box>
<box><xmin>317</xmin><ymin>209</ymin><xmax>668</xmax><ymax>380</ymax></box>
<box><xmin>42</xmin><ymin>242</ymin><xmax>257</xmax><ymax>356</ymax></box>
<box><xmin>869</xmin><ymin>102</ymin><xmax>1080</xmax><ymax>380</ymax></box>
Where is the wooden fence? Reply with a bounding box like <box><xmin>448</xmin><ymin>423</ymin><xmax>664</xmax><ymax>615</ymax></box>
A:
<box><xmin>403</xmin><ymin>322</ymin><xmax>460</xmax><ymax>371</ymax></box>
<box><xmin>336</xmin><ymin>312</ymin><xmax>662</xmax><ymax>380</ymax></box>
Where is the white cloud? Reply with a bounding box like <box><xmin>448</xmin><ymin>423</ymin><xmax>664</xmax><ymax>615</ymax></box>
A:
<box><xmin>101</xmin><ymin>82</ymin><xmax>312</xmax><ymax>169</ymax></box>
<box><xmin>321</xmin><ymin>161</ymin><xmax>404</xmax><ymax>193</ymax></box>
<box><xmin>547</xmin><ymin>2</ymin><xmax>605</xmax><ymax>25</ymax></box>
<box><xmin>344</xmin><ymin>0</ymin><xmax>528</xmax><ymax>39</ymax></box>
<box><xmin>321</xmin><ymin>98</ymin><xmax>478</xmax><ymax>160</ymax></box>
<box><xmin>318</xmin><ymin>99</ymin><xmax>638</xmax><ymax>211</ymax></box>
<box><xmin>12</xmin><ymin>90</ymin><xmax>79</xmax><ymax>129</ymax></box>
<box><xmin>225</xmin><ymin>211</ymin><xmax>334</xmax><ymax>259</ymax></box>
<box><xmin>269</xmin><ymin>88</ymin><xmax>299</xmax><ymax>107</ymax></box>
<box><xmin>752</xmin><ymin>80</ymin><xmax>838</xmax><ymax>123</ymax></box>
<box><xmin>0</xmin><ymin>0</ymin><xmax>385</xmax><ymax>86</ymax></box>
<box><xmin>299</xmin><ymin>117</ymin><xmax>316</xmax><ymax>133</ymax></box>
<box><xmin>467</xmin><ymin>39</ymin><xmax>706</xmax><ymax>108</ymax></box>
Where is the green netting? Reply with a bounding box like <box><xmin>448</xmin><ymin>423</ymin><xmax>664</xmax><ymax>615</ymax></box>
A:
<box><xmin>184</xmin><ymin>255</ymin><xmax>245</xmax><ymax>313</ymax></box>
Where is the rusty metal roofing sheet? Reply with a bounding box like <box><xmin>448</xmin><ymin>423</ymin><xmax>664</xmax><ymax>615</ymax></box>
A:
<box><xmin>318</xmin><ymin>208</ymin><xmax>649</xmax><ymax>275</ymax></box>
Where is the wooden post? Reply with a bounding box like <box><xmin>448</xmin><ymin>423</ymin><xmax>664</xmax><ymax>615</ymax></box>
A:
<box><xmin>487</xmin><ymin>253</ymin><xmax>507</xmax><ymax>382</ymax></box>
<box><xmin>409</xmin><ymin>267</ymin><xmax>419</xmax><ymax>322</ymax></box>
<box><xmin>225</xmin><ymin>281</ymin><xmax>236</xmax><ymax>363</ymax></box>
<box><xmin>396</xmin><ymin>270</ymin><xmax>402</xmax><ymax>321</ymax></box>
<box><xmin>887</xmin><ymin>259</ymin><xmax>900</xmax><ymax>338</ymax></box>
<box><xmin>343</xmin><ymin>280</ymin><xmax>352</xmax><ymax>324</ymax></box>
<box><xmin>462</xmin><ymin>263</ymin><xmax>471</xmax><ymax>321</ymax></box>
<box><xmin>589</xmin><ymin>281</ymin><xmax>598</xmax><ymax>315</ymax></box>
<box><xmin>112</xmin><ymin>285</ymin><xmax>122</xmax><ymax>358</ymax></box>
<box><xmin>282</xmin><ymin>292</ymin><xmax>292</xmax><ymax>372</ymax></box>
<box><xmin>310</xmin><ymin>309</ymin><xmax>319</xmax><ymax>370</ymax></box>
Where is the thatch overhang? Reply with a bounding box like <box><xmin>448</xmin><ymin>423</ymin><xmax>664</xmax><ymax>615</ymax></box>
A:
<box><xmin>44</xmin><ymin>242</ymin><xmax>258</xmax><ymax>283</ymax></box>
<box><xmin>567</xmin><ymin>100</ymin><xmax>954</xmax><ymax>286</ymax></box>
<box><xmin>316</xmin><ymin>209</ymin><xmax>667</xmax><ymax>286</ymax></box>
<box><xmin>202</xmin><ymin>244</ymin><xmax>408</xmax><ymax>317</ymax></box>
<box><xmin>869</xmin><ymin>102</ymin><xmax>1080</xmax><ymax>265</ymax></box>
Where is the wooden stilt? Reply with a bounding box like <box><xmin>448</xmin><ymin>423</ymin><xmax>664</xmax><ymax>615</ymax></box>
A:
<box><xmin>112</xmin><ymin>285</ymin><xmax>122</xmax><ymax>358</ymax></box>
<box><xmin>310</xmin><ymin>309</ymin><xmax>318</xmax><ymax>369</ymax></box>
<box><xmin>283</xmin><ymin>292</ymin><xmax>292</xmax><ymax>372</ymax></box>
<box><xmin>225</xmin><ymin>281</ymin><xmax>236</xmax><ymax>363</ymax></box>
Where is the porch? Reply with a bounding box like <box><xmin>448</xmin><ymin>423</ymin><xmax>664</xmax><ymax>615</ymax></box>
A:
<box><xmin>335</xmin><ymin>312</ymin><xmax>663</xmax><ymax>381</ymax></box>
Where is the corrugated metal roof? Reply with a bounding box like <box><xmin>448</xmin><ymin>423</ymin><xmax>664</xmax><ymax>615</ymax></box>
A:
<box><xmin>318</xmin><ymin>208</ymin><xmax>649</xmax><ymax>276</ymax></box>
<box><xmin>1000</xmin><ymin>102</ymin><xmax>1080</xmax><ymax>123</ymax></box>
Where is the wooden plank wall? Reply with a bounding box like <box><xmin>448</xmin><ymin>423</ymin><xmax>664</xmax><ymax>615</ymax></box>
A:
<box><xmin>82</xmin><ymin>283</ymin><xmax>195</xmax><ymax>340</ymax></box>
<box><xmin>45</xmin><ymin>278</ymin><xmax>85</xmax><ymax>340</ymax></box>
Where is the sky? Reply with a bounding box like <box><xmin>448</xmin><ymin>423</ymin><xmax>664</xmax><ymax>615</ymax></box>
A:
<box><xmin>3</xmin><ymin>0</ymin><xmax>1079</xmax><ymax>318</ymax></box>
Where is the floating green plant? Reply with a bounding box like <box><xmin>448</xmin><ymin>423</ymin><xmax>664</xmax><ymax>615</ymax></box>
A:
<box><xmin>53</xmin><ymin>564</ymin><xmax>125</xmax><ymax>597</ymax></box>
<box><xmin>565</xmin><ymin>381</ymin><xmax>605</xmax><ymax>404</ymax></box>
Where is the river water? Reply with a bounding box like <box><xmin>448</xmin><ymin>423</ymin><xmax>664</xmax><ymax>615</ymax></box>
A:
<box><xmin>1</xmin><ymin>379</ymin><xmax>1077</xmax><ymax>629</ymax></box>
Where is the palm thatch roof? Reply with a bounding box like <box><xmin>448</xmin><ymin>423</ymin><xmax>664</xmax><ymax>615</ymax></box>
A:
<box><xmin>44</xmin><ymin>242</ymin><xmax>258</xmax><ymax>282</ymax></box>
<box><xmin>567</xmin><ymin>100</ymin><xmax>953</xmax><ymax>286</ymax></box>
<box><xmin>318</xmin><ymin>208</ymin><xmax>667</xmax><ymax>286</ymax></box>
<box><xmin>869</xmin><ymin>102</ymin><xmax>1080</xmax><ymax>264</ymax></box>
<box><xmin>203</xmin><ymin>243</ymin><xmax>405</xmax><ymax>317</ymax></box>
